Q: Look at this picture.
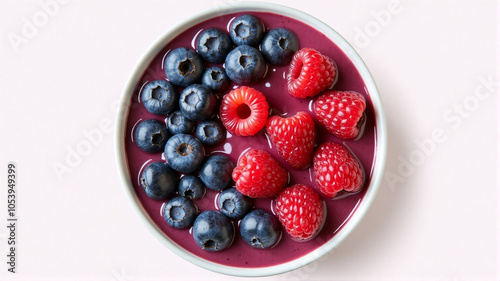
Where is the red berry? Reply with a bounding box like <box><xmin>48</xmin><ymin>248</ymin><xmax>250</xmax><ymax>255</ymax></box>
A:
<box><xmin>232</xmin><ymin>149</ymin><xmax>288</xmax><ymax>198</ymax></box>
<box><xmin>265</xmin><ymin>111</ymin><xmax>316</xmax><ymax>169</ymax></box>
<box><xmin>286</xmin><ymin>48</ymin><xmax>337</xmax><ymax>98</ymax></box>
<box><xmin>313</xmin><ymin>142</ymin><xmax>364</xmax><ymax>198</ymax></box>
<box><xmin>275</xmin><ymin>184</ymin><xmax>325</xmax><ymax>240</ymax></box>
<box><xmin>220</xmin><ymin>86</ymin><xmax>269</xmax><ymax>136</ymax></box>
<box><xmin>314</xmin><ymin>90</ymin><xmax>366</xmax><ymax>139</ymax></box>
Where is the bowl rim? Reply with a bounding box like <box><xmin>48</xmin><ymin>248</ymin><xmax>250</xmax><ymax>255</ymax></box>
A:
<box><xmin>115</xmin><ymin>1</ymin><xmax>387</xmax><ymax>277</ymax></box>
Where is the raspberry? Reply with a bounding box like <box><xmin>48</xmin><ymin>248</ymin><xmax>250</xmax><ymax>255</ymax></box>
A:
<box><xmin>275</xmin><ymin>184</ymin><xmax>325</xmax><ymax>240</ymax></box>
<box><xmin>219</xmin><ymin>86</ymin><xmax>269</xmax><ymax>136</ymax></box>
<box><xmin>232</xmin><ymin>149</ymin><xmax>288</xmax><ymax>198</ymax></box>
<box><xmin>265</xmin><ymin>111</ymin><xmax>316</xmax><ymax>169</ymax></box>
<box><xmin>313</xmin><ymin>142</ymin><xmax>364</xmax><ymax>198</ymax></box>
<box><xmin>286</xmin><ymin>48</ymin><xmax>337</xmax><ymax>98</ymax></box>
<box><xmin>314</xmin><ymin>90</ymin><xmax>366</xmax><ymax>139</ymax></box>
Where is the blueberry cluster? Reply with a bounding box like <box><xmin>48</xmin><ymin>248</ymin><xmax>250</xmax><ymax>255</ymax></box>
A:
<box><xmin>133</xmin><ymin>14</ymin><xmax>296</xmax><ymax>252</ymax></box>
<box><xmin>163</xmin><ymin>14</ymin><xmax>298</xmax><ymax>90</ymax></box>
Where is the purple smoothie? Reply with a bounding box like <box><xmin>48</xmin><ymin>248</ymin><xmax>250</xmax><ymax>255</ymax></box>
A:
<box><xmin>124</xmin><ymin>11</ymin><xmax>377</xmax><ymax>268</ymax></box>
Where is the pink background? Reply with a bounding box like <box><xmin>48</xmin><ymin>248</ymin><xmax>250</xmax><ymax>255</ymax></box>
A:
<box><xmin>0</xmin><ymin>0</ymin><xmax>498</xmax><ymax>280</ymax></box>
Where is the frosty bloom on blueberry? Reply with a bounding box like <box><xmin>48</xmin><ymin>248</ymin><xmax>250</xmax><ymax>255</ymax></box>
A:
<box><xmin>164</xmin><ymin>134</ymin><xmax>205</xmax><ymax>174</ymax></box>
<box><xmin>217</xmin><ymin>187</ymin><xmax>252</xmax><ymax>220</ymax></box>
<box><xmin>192</xmin><ymin>210</ymin><xmax>234</xmax><ymax>252</ymax></box>
<box><xmin>140</xmin><ymin>161</ymin><xmax>177</xmax><ymax>200</ymax></box>
<box><xmin>134</xmin><ymin>119</ymin><xmax>170</xmax><ymax>153</ymax></box>
<box><xmin>196</xmin><ymin>119</ymin><xmax>226</xmax><ymax>146</ymax></box>
<box><xmin>229</xmin><ymin>14</ymin><xmax>264</xmax><ymax>47</ymax></box>
<box><xmin>224</xmin><ymin>45</ymin><xmax>267</xmax><ymax>84</ymax></box>
<box><xmin>166</xmin><ymin>110</ymin><xmax>195</xmax><ymax>135</ymax></box>
<box><xmin>178</xmin><ymin>175</ymin><xmax>206</xmax><ymax>199</ymax></box>
<box><xmin>199</xmin><ymin>154</ymin><xmax>235</xmax><ymax>191</ymax></box>
<box><xmin>163</xmin><ymin>196</ymin><xmax>198</xmax><ymax>229</ymax></box>
<box><xmin>240</xmin><ymin>209</ymin><xmax>282</xmax><ymax>249</ymax></box>
<box><xmin>141</xmin><ymin>80</ymin><xmax>178</xmax><ymax>115</ymax></box>
<box><xmin>179</xmin><ymin>84</ymin><xmax>216</xmax><ymax>121</ymax></box>
<box><xmin>261</xmin><ymin>28</ymin><xmax>299</xmax><ymax>66</ymax></box>
<box><xmin>201</xmin><ymin>66</ymin><xmax>230</xmax><ymax>92</ymax></box>
<box><xmin>196</xmin><ymin>28</ymin><xmax>232</xmax><ymax>64</ymax></box>
<box><xmin>164</xmin><ymin>47</ymin><xmax>203</xmax><ymax>87</ymax></box>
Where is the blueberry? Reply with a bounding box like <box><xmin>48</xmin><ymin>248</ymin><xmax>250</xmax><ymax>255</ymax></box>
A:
<box><xmin>192</xmin><ymin>210</ymin><xmax>234</xmax><ymax>251</ymax></box>
<box><xmin>140</xmin><ymin>162</ymin><xmax>177</xmax><ymax>200</ymax></box>
<box><xmin>178</xmin><ymin>175</ymin><xmax>206</xmax><ymax>199</ymax></box>
<box><xmin>164</xmin><ymin>47</ymin><xmax>203</xmax><ymax>87</ymax></box>
<box><xmin>134</xmin><ymin>119</ymin><xmax>170</xmax><ymax>153</ymax></box>
<box><xmin>240</xmin><ymin>209</ymin><xmax>282</xmax><ymax>249</ymax></box>
<box><xmin>224</xmin><ymin>45</ymin><xmax>266</xmax><ymax>84</ymax></box>
<box><xmin>140</xmin><ymin>80</ymin><xmax>178</xmax><ymax>115</ymax></box>
<box><xmin>261</xmin><ymin>28</ymin><xmax>299</xmax><ymax>66</ymax></box>
<box><xmin>217</xmin><ymin>188</ymin><xmax>252</xmax><ymax>220</ymax></box>
<box><xmin>164</xmin><ymin>134</ymin><xmax>205</xmax><ymax>173</ymax></box>
<box><xmin>199</xmin><ymin>154</ymin><xmax>235</xmax><ymax>191</ymax></box>
<box><xmin>167</xmin><ymin>110</ymin><xmax>195</xmax><ymax>135</ymax></box>
<box><xmin>229</xmin><ymin>14</ymin><xmax>263</xmax><ymax>47</ymax></box>
<box><xmin>163</xmin><ymin>196</ymin><xmax>198</xmax><ymax>229</ymax></box>
<box><xmin>179</xmin><ymin>84</ymin><xmax>216</xmax><ymax>121</ymax></box>
<box><xmin>196</xmin><ymin>28</ymin><xmax>232</xmax><ymax>63</ymax></box>
<box><xmin>201</xmin><ymin>66</ymin><xmax>230</xmax><ymax>92</ymax></box>
<box><xmin>196</xmin><ymin>119</ymin><xmax>226</xmax><ymax>146</ymax></box>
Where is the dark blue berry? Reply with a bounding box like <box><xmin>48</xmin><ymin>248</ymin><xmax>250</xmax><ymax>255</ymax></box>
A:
<box><xmin>140</xmin><ymin>162</ymin><xmax>177</xmax><ymax>200</ymax></box>
<box><xmin>164</xmin><ymin>134</ymin><xmax>205</xmax><ymax>173</ymax></box>
<box><xmin>229</xmin><ymin>15</ymin><xmax>263</xmax><ymax>47</ymax></box>
<box><xmin>240</xmin><ymin>209</ymin><xmax>282</xmax><ymax>249</ymax></box>
<box><xmin>201</xmin><ymin>66</ymin><xmax>230</xmax><ymax>92</ymax></box>
<box><xmin>196</xmin><ymin>119</ymin><xmax>226</xmax><ymax>146</ymax></box>
<box><xmin>178</xmin><ymin>175</ymin><xmax>206</xmax><ymax>199</ymax></box>
<box><xmin>224</xmin><ymin>45</ymin><xmax>266</xmax><ymax>84</ymax></box>
<box><xmin>192</xmin><ymin>210</ymin><xmax>234</xmax><ymax>252</ymax></box>
<box><xmin>167</xmin><ymin>110</ymin><xmax>195</xmax><ymax>135</ymax></box>
<box><xmin>217</xmin><ymin>188</ymin><xmax>252</xmax><ymax>220</ymax></box>
<box><xmin>199</xmin><ymin>154</ymin><xmax>235</xmax><ymax>191</ymax></box>
<box><xmin>261</xmin><ymin>28</ymin><xmax>299</xmax><ymax>65</ymax></box>
<box><xmin>163</xmin><ymin>196</ymin><xmax>198</xmax><ymax>229</ymax></box>
<box><xmin>140</xmin><ymin>80</ymin><xmax>178</xmax><ymax>115</ymax></box>
<box><xmin>179</xmin><ymin>84</ymin><xmax>216</xmax><ymax>121</ymax></box>
<box><xmin>196</xmin><ymin>28</ymin><xmax>232</xmax><ymax>63</ymax></box>
<box><xmin>134</xmin><ymin>119</ymin><xmax>169</xmax><ymax>153</ymax></box>
<box><xmin>164</xmin><ymin>47</ymin><xmax>203</xmax><ymax>87</ymax></box>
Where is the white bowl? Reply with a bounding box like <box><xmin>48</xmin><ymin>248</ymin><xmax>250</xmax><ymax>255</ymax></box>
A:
<box><xmin>116</xmin><ymin>2</ymin><xmax>387</xmax><ymax>277</ymax></box>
